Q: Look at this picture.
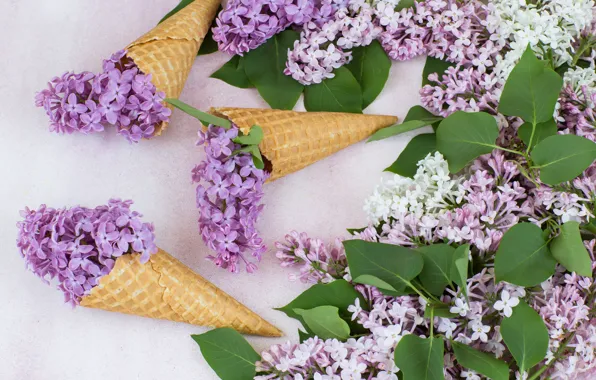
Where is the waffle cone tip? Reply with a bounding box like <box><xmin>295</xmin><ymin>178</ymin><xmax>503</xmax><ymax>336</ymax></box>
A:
<box><xmin>80</xmin><ymin>250</ymin><xmax>281</xmax><ymax>337</ymax></box>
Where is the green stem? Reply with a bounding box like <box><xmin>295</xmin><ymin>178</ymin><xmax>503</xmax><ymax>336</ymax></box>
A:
<box><xmin>496</xmin><ymin>146</ymin><xmax>525</xmax><ymax>156</ymax></box>
<box><xmin>526</xmin><ymin>121</ymin><xmax>537</xmax><ymax>155</ymax></box>
<box><xmin>430</xmin><ymin>307</ymin><xmax>435</xmax><ymax>337</ymax></box>
<box><xmin>528</xmin><ymin>331</ymin><xmax>576</xmax><ymax>380</ymax></box>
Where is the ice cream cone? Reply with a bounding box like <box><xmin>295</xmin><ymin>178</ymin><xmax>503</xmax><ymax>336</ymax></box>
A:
<box><xmin>125</xmin><ymin>0</ymin><xmax>220</xmax><ymax>135</ymax></box>
<box><xmin>210</xmin><ymin>108</ymin><xmax>398</xmax><ymax>181</ymax></box>
<box><xmin>80</xmin><ymin>249</ymin><xmax>282</xmax><ymax>337</ymax></box>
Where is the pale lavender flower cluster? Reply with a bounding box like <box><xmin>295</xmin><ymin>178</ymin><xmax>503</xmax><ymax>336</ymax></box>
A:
<box><xmin>213</xmin><ymin>0</ymin><xmax>317</xmax><ymax>56</ymax></box>
<box><xmin>275</xmin><ymin>230</ymin><xmax>348</xmax><ymax>283</ymax></box>
<box><xmin>558</xmin><ymin>84</ymin><xmax>596</xmax><ymax>141</ymax></box>
<box><xmin>285</xmin><ymin>0</ymin><xmax>381</xmax><ymax>85</ymax></box>
<box><xmin>378</xmin><ymin>0</ymin><xmax>500</xmax><ymax>69</ymax></box>
<box><xmin>192</xmin><ymin>124</ymin><xmax>268</xmax><ymax>273</ymax></box>
<box><xmin>420</xmin><ymin>66</ymin><xmax>501</xmax><ymax>117</ymax></box>
<box><xmin>35</xmin><ymin>50</ymin><xmax>171</xmax><ymax>143</ymax></box>
<box><xmin>17</xmin><ymin>199</ymin><xmax>157</xmax><ymax>305</ymax></box>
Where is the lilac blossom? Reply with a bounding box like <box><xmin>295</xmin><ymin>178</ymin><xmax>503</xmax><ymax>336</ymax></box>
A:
<box><xmin>17</xmin><ymin>199</ymin><xmax>158</xmax><ymax>305</ymax></box>
<box><xmin>285</xmin><ymin>0</ymin><xmax>381</xmax><ymax>85</ymax></box>
<box><xmin>193</xmin><ymin>124</ymin><xmax>268</xmax><ymax>273</ymax></box>
<box><xmin>35</xmin><ymin>50</ymin><xmax>171</xmax><ymax>143</ymax></box>
<box><xmin>212</xmin><ymin>0</ymin><xmax>317</xmax><ymax>56</ymax></box>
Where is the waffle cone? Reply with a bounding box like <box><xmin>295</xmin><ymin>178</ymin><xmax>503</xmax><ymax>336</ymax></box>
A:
<box><xmin>210</xmin><ymin>108</ymin><xmax>398</xmax><ymax>181</ymax></box>
<box><xmin>80</xmin><ymin>249</ymin><xmax>281</xmax><ymax>337</ymax></box>
<box><xmin>125</xmin><ymin>0</ymin><xmax>220</xmax><ymax>135</ymax></box>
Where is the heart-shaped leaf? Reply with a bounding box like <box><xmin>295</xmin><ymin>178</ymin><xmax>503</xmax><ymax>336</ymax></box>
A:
<box><xmin>495</xmin><ymin>223</ymin><xmax>556</xmax><ymax>286</ymax></box>
<box><xmin>166</xmin><ymin>98</ymin><xmax>231</xmax><ymax>128</ymax></box>
<box><xmin>304</xmin><ymin>67</ymin><xmax>363</xmax><ymax>113</ymax></box>
<box><xmin>498</xmin><ymin>45</ymin><xmax>563</xmax><ymax>125</ymax></box>
<box><xmin>550</xmin><ymin>221</ymin><xmax>593</xmax><ymax>277</ymax></box>
<box><xmin>531</xmin><ymin>134</ymin><xmax>596</xmax><ymax>185</ymax></box>
<box><xmin>416</xmin><ymin>244</ymin><xmax>456</xmax><ymax>296</ymax></box>
<box><xmin>346</xmin><ymin>40</ymin><xmax>391</xmax><ymax>109</ymax></box>
<box><xmin>244</xmin><ymin>30</ymin><xmax>304</xmax><ymax>110</ymax></box>
<box><xmin>211</xmin><ymin>55</ymin><xmax>254</xmax><ymax>88</ymax></box>
<box><xmin>501</xmin><ymin>301</ymin><xmax>549</xmax><ymax>373</ymax></box>
<box><xmin>394</xmin><ymin>335</ymin><xmax>444</xmax><ymax>380</ymax></box>
<box><xmin>385</xmin><ymin>133</ymin><xmax>437</xmax><ymax>178</ymax></box>
<box><xmin>452</xmin><ymin>342</ymin><xmax>509</xmax><ymax>380</ymax></box>
<box><xmin>192</xmin><ymin>328</ymin><xmax>260</xmax><ymax>380</ymax></box>
<box><xmin>276</xmin><ymin>279</ymin><xmax>367</xmax><ymax>323</ymax></box>
<box><xmin>436</xmin><ymin>111</ymin><xmax>499</xmax><ymax>173</ymax></box>
<box><xmin>294</xmin><ymin>306</ymin><xmax>350</xmax><ymax>340</ymax></box>
<box><xmin>343</xmin><ymin>240</ymin><xmax>424</xmax><ymax>293</ymax></box>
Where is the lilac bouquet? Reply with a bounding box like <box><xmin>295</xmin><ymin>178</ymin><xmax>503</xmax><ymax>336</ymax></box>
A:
<box><xmin>17</xmin><ymin>199</ymin><xmax>157</xmax><ymax>305</ymax></box>
<box><xmin>35</xmin><ymin>50</ymin><xmax>171</xmax><ymax>143</ymax></box>
<box><xmin>192</xmin><ymin>123</ymin><xmax>268</xmax><ymax>273</ymax></box>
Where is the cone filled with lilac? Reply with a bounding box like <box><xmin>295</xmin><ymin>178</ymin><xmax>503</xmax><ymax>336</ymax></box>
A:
<box><xmin>17</xmin><ymin>199</ymin><xmax>281</xmax><ymax>337</ymax></box>
<box><xmin>166</xmin><ymin>99</ymin><xmax>398</xmax><ymax>273</ymax></box>
<box><xmin>35</xmin><ymin>0</ymin><xmax>220</xmax><ymax>142</ymax></box>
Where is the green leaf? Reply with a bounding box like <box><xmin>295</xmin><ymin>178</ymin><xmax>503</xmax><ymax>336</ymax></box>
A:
<box><xmin>211</xmin><ymin>56</ymin><xmax>254</xmax><ymax>89</ymax></box>
<box><xmin>304</xmin><ymin>67</ymin><xmax>363</xmax><ymax>113</ymax></box>
<box><xmin>498</xmin><ymin>45</ymin><xmax>563</xmax><ymax>125</ymax></box>
<box><xmin>298</xmin><ymin>329</ymin><xmax>314</xmax><ymax>342</ymax></box>
<box><xmin>517</xmin><ymin>119</ymin><xmax>557</xmax><ymax>150</ymax></box>
<box><xmin>385</xmin><ymin>133</ymin><xmax>437</xmax><ymax>178</ymax></box>
<box><xmin>233</xmin><ymin>125</ymin><xmax>264</xmax><ymax>146</ymax></box>
<box><xmin>531</xmin><ymin>134</ymin><xmax>596</xmax><ymax>185</ymax></box>
<box><xmin>424</xmin><ymin>303</ymin><xmax>457</xmax><ymax>318</ymax></box>
<box><xmin>277</xmin><ymin>280</ymin><xmax>367</xmax><ymax>322</ymax></box>
<box><xmin>165</xmin><ymin>98</ymin><xmax>231</xmax><ymax>128</ymax></box>
<box><xmin>501</xmin><ymin>301</ymin><xmax>549</xmax><ymax>373</ymax></box>
<box><xmin>159</xmin><ymin>1</ymin><xmax>219</xmax><ymax>56</ymax></box>
<box><xmin>352</xmin><ymin>274</ymin><xmax>408</xmax><ymax>296</ymax></box>
<box><xmin>233</xmin><ymin>145</ymin><xmax>265</xmax><ymax>169</ymax></box>
<box><xmin>343</xmin><ymin>240</ymin><xmax>424</xmax><ymax>293</ymax></box>
<box><xmin>347</xmin><ymin>227</ymin><xmax>367</xmax><ymax>235</ymax></box>
<box><xmin>394</xmin><ymin>335</ymin><xmax>444</xmax><ymax>380</ymax></box>
<box><xmin>450</xmin><ymin>245</ymin><xmax>469</xmax><ymax>299</ymax></box>
<box><xmin>192</xmin><ymin>328</ymin><xmax>260</xmax><ymax>380</ymax></box>
<box><xmin>244</xmin><ymin>30</ymin><xmax>304</xmax><ymax>110</ymax></box>
<box><xmin>396</xmin><ymin>0</ymin><xmax>417</xmax><ymax>11</ymax></box>
<box><xmin>495</xmin><ymin>223</ymin><xmax>556</xmax><ymax>287</ymax></box>
<box><xmin>436</xmin><ymin>111</ymin><xmax>500</xmax><ymax>173</ymax></box>
<box><xmin>368</xmin><ymin>106</ymin><xmax>442</xmax><ymax>142</ymax></box>
<box><xmin>294</xmin><ymin>306</ymin><xmax>351</xmax><ymax>340</ymax></box>
<box><xmin>550</xmin><ymin>221</ymin><xmax>593</xmax><ymax>277</ymax></box>
<box><xmin>452</xmin><ymin>342</ymin><xmax>509</xmax><ymax>380</ymax></box>
<box><xmin>416</xmin><ymin>244</ymin><xmax>456</xmax><ymax>296</ymax></box>
<box><xmin>422</xmin><ymin>56</ymin><xmax>455</xmax><ymax>86</ymax></box>
<box><xmin>346</xmin><ymin>40</ymin><xmax>391</xmax><ymax>109</ymax></box>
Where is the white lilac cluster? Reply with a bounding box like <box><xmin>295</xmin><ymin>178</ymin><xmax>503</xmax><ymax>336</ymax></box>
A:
<box><xmin>363</xmin><ymin>152</ymin><xmax>464</xmax><ymax>225</ymax></box>
<box><xmin>285</xmin><ymin>0</ymin><xmax>388</xmax><ymax>85</ymax></box>
<box><xmin>486</xmin><ymin>0</ymin><xmax>595</xmax><ymax>84</ymax></box>
<box><xmin>564</xmin><ymin>65</ymin><xmax>596</xmax><ymax>95</ymax></box>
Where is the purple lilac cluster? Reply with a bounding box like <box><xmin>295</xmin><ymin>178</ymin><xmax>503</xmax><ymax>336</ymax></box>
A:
<box><xmin>212</xmin><ymin>0</ymin><xmax>317</xmax><ymax>56</ymax></box>
<box><xmin>378</xmin><ymin>0</ymin><xmax>500</xmax><ymax>68</ymax></box>
<box><xmin>285</xmin><ymin>0</ymin><xmax>381</xmax><ymax>85</ymax></box>
<box><xmin>274</xmin><ymin>230</ymin><xmax>596</xmax><ymax>378</ymax></box>
<box><xmin>558</xmin><ymin>84</ymin><xmax>596</xmax><ymax>141</ymax></box>
<box><xmin>17</xmin><ymin>199</ymin><xmax>157</xmax><ymax>305</ymax></box>
<box><xmin>35</xmin><ymin>50</ymin><xmax>171</xmax><ymax>143</ymax></box>
<box><xmin>192</xmin><ymin>124</ymin><xmax>268</xmax><ymax>273</ymax></box>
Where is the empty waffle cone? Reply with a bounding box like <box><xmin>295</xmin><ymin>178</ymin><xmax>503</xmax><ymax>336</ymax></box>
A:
<box><xmin>125</xmin><ymin>0</ymin><xmax>220</xmax><ymax>135</ymax></box>
<box><xmin>80</xmin><ymin>249</ymin><xmax>281</xmax><ymax>337</ymax></box>
<box><xmin>210</xmin><ymin>108</ymin><xmax>398</xmax><ymax>181</ymax></box>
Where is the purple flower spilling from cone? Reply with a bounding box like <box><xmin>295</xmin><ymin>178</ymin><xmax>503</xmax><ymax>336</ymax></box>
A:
<box><xmin>17</xmin><ymin>199</ymin><xmax>281</xmax><ymax>337</ymax></box>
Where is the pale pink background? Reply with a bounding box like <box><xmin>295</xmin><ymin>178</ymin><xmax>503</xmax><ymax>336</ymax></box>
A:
<box><xmin>0</xmin><ymin>1</ymin><xmax>425</xmax><ymax>379</ymax></box>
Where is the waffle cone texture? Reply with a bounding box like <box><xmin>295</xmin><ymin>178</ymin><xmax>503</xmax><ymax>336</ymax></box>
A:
<box><xmin>80</xmin><ymin>249</ymin><xmax>281</xmax><ymax>337</ymax></box>
<box><xmin>210</xmin><ymin>108</ymin><xmax>398</xmax><ymax>181</ymax></box>
<box><xmin>125</xmin><ymin>0</ymin><xmax>220</xmax><ymax>135</ymax></box>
